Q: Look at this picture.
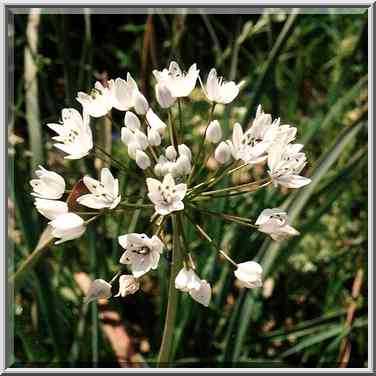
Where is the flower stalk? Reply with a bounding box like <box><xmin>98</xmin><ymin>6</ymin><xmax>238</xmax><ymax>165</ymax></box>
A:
<box><xmin>157</xmin><ymin>214</ymin><xmax>183</xmax><ymax>366</ymax></box>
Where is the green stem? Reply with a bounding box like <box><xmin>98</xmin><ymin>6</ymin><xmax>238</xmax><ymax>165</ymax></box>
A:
<box><xmin>168</xmin><ymin>109</ymin><xmax>178</xmax><ymax>149</ymax></box>
<box><xmin>157</xmin><ymin>214</ymin><xmax>183</xmax><ymax>366</ymax></box>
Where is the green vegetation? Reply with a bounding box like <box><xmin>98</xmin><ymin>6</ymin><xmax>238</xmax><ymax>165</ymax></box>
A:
<box><xmin>10</xmin><ymin>9</ymin><xmax>368</xmax><ymax>367</ymax></box>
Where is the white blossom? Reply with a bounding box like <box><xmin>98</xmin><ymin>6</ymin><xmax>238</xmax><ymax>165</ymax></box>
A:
<box><xmin>77</xmin><ymin>168</ymin><xmax>121</xmax><ymax>210</ymax></box>
<box><xmin>76</xmin><ymin>81</ymin><xmax>113</xmax><ymax>118</ymax></box>
<box><xmin>205</xmin><ymin>120</ymin><xmax>222</xmax><ymax>143</ymax></box>
<box><xmin>227</xmin><ymin>107</ymin><xmax>280</xmax><ymax>165</ymax></box>
<box><xmin>155</xmin><ymin>81</ymin><xmax>176</xmax><ymax>108</ymax></box>
<box><xmin>49</xmin><ymin>212</ymin><xmax>86</xmax><ymax>244</ymax></box>
<box><xmin>115</xmin><ymin>275</ymin><xmax>140</xmax><ymax>297</ymax></box>
<box><xmin>124</xmin><ymin>111</ymin><xmax>141</xmax><ymax>131</ymax></box>
<box><xmin>214</xmin><ymin>141</ymin><xmax>232</xmax><ymax>164</ymax></box>
<box><xmin>84</xmin><ymin>279</ymin><xmax>112</xmax><ymax>304</ymax></box>
<box><xmin>119</xmin><ymin>233</ymin><xmax>164</xmax><ymax>277</ymax></box>
<box><xmin>147</xmin><ymin>128</ymin><xmax>161</xmax><ymax>146</ymax></box>
<box><xmin>175</xmin><ymin>267</ymin><xmax>211</xmax><ymax>307</ymax></box>
<box><xmin>256</xmin><ymin>208</ymin><xmax>299</xmax><ymax>241</ymax></box>
<box><xmin>146</xmin><ymin>108</ymin><xmax>167</xmax><ymax>135</ymax></box>
<box><xmin>110</xmin><ymin>74</ymin><xmax>139</xmax><ymax>111</ymax></box>
<box><xmin>47</xmin><ymin>108</ymin><xmax>93</xmax><ymax>159</ymax></box>
<box><xmin>203</xmin><ymin>68</ymin><xmax>244</xmax><ymax>104</ymax></box>
<box><xmin>134</xmin><ymin>90</ymin><xmax>149</xmax><ymax>115</ymax></box>
<box><xmin>146</xmin><ymin>174</ymin><xmax>187</xmax><ymax>215</ymax></box>
<box><xmin>30</xmin><ymin>165</ymin><xmax>65</xmax><ymax>199</ymax></box>
<box><xmin>34</xmin><ymin>198</ymin><xmax>68</xmax><ymax>220</ymax></box>
<box><xmin>136</xmin><ymin>150</ymin><xmax>151</xmax><ymax>170</ymax></box>
<box><xmin>234</xmin><ymin>261</ymin><xmax>263</xmax><ymax>288</ymax></box>
<box><xmin>153</xmin><ymin>61</ymin><xmax>199</xmax><ymax>98</ymax></box>
<box><xmin>154</xmin><ymin>144</ymin><xmax>192</xmax><ymax>178</ymax></box>
<box><xmin>268</xmin><ymin>137</ymin><xmax>311</xmax><ymax>189</ymax></box>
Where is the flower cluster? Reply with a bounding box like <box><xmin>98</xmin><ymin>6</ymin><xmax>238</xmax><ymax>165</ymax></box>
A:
<box><xmin>30</xmin><ymin>61</ymin><xmax>311</xmax><ymax>307</ymax></box>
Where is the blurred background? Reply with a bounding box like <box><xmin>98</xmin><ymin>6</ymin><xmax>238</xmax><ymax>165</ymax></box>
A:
<box><xmin>9</xmin><ymin>8</ymin><xmax>368</xmax><ymax>368</ymax></box>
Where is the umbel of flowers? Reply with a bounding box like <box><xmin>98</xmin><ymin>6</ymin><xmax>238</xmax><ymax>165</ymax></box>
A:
<box><xmin>31</xmin><ymin>61</ymin><xmax>311</xmax><ymax>363</ymax></box>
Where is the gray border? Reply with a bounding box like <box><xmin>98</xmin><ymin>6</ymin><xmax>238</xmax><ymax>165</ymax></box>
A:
<box><xmin>1</xmin><ymin>1</ymin><xmax>374</xmax><ymax>374</ymax></box>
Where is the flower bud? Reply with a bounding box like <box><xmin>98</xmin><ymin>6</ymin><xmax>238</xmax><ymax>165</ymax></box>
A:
<box><xmin>115</xmin><ymin>275</ymin><xmax>140</xmax><ymax>298</ymax></box>
<box><xmin>154</xmin><ymin>163</ymin><xmax>164</xmax><ymax>177</ymax></box>
<box><xmin>165</xmin><ymin>145</ymin><xmax>178</xmax><ymax>161</ymax></box>
<box><xmin>136</xmin><ymin>150</ymin><xmax>151</xmax><ymax>170</ymax></box>
<box><xmin>214</xmin><ymin>141</ymin><xmax>231</xmax><ymax>164</ymax></box>
<box><xmin>124</xmin><ymin>111</ymin><xmax>141</xmax><ymax>130</ymax></box>
<box><xmin>234</xmin><ymin>261</ymin><xmax>263</xmax><ymax>289</ymax></box>
<box><xmin>134</xmin><ymin>129</ymin><xmax>148</xmax><ymax>150</ymax></box>
<box><xmin>205</xmin><ymin>120</ymin><xmax>222</xmax><ymax>143</ymax></box>
<box><xmin>178</xmin><ymin>144</ymin><xmax>192</xmax><ymax>161</ymax></box>
<box><xmin>176</xmin><ymin>154</ymin><xmax>191</xmax><ymax>175</ymax></box>
<box><xmin>147</xmin><ymin>128</ymin><xmax>161</xmax><ymax>146</ymax></box>
<box><xmin>84</xmin><ymin>279</ymin><xmax>112</xmax><ymax>304</ymax></box>
<box><xmin>134</xmin><ymin>91</ymin><xmax>149</xmax><ymax>115</ymax></box>
<box><xmin>121</xmin><ymin>127</ymin><xmax>133</xmax><ymax>145</ymax></box>
<box><xmin>127</xmin><ymin>142</ymin><xmax>140</xmax><ymax>159</ymax></box>
<box><xmin>155</xmin><ymin>82</ymin><xmax>176</xmax><ymax>108</ymax></box>
<box><xmin>146</xmin><ymin>108</ymin><xmax>167</xmax><ymax>135</ymax></box>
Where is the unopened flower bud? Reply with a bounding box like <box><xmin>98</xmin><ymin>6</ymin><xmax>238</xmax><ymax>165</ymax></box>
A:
<box><xmin>134</xmin><ymin>91</ymin><xmax>149</xmax><ymax>115</ymax></box>
<box><xmin>155</xmin><ymin>82</ymin><xmax>176</xmax><ymax>108</ymax></box>
<box><xmin>146</xmin><ymin>108</ymin><xmax>167</xmax><ymax>135</ymax></box>
<box><xmin>165</xmin><ymin>145</ymin><xmax>178</xmax><ymax>161</ymax></box>
<box><xmin>115</xmin><ymin>275</ymin><xmax>140</xmax><ymax>297</ymax></box>
<box><xmin>214</xmin><ymin>141</ymin><xmax>231</xmax><ymax>164</ymax></box>
<box><xmin>84</xmin><ymin>279</ymin><xmax>112</xmax><ymax>304</ymax></box>
<box><xmin>176</xmin><ymin>154</ymin><xmax>191</xmax><ymax>175</ymax></box>
<box><xmin>154</xmin><ymin>163</ymin><xmax>164</xmax><ymax>177</ymax></box>
<box><xmin>121</xmin><ymin>127</ymin><xmax>133</xmax><ymax>145</ymax></box>
<box><xmin>147</xmin><ymin>128</ymin><xmax>161</xmax><ymax>146</ymax></box>
<box><xmin>136</xmin><ymin>150</ymin><xmax>151</xmax><ymax>170</ymax></box>
<box><xmin>124</xmin><ymin>111</ymin><xmax>141</xmax><ymax>130</ymax></box>
<box><xmin>127</xmin><ymin>142</ymin><xmax>140</xmax><ymax>159</ymax></box>
<box><xmin>134</xmin><ymin>129</ymin><xmax>148</xmax><ymax>150</ymax></box>
<box><xmin>205</xmin><ymin>120</ymin><xmax>222</xmax><ymax>143</ymax></box>
<box><xmin>178</xmin><ymin>144</ymin><xmax>192</xmax><ymax>161</ymax></box>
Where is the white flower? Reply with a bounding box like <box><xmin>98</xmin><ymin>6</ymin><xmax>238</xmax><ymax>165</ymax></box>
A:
<box><xmin>189</xmin><ymin>280</ymin><xmax>211</xmax><ymax>307</ymax></box>
<box><xmin>111</xmin><ymin>74</ymin><xmax>139</xmax><ymax>111</ymax></box>
<box><xmin>146</xmin><ymin>108</ymin><xmax>167</xmax><ymax>135</ymax></box>
<box><xmin>77</xmin><ymin>168</ymin><xmax>121</xmax><ymax>210</ymax></box>
<box><xmin>214</xmin><ymin>141</ymin><xmax>232</xmax><ymax>164</ymax></box>
<box><xmin>146</xmin><ymin>174</ymin><xmax>187</xmax><ymax>215</ymax></box>
<box><xmin>119</xmin><ymin>233</ymin><xmax>164</xmax><ymax>278</ymax></box>
<box><xmin>84</xmin><ymin>279</ymin><xmax>112</xmax><ymax>304</ymax></box>
<box><xmin>154</xmin><ymin>144</ymin><xmax>192</xmax><ymax>178</ymax></box>
<box><xmin>234</xmin><ymin>261</ymin><xmax>263</xmax><ymax>288</ymax></box>
<box><xmin>121</xmin><ymin>112</ymin><xmax>148</xmax><ymax>159</ymax></box>
<box><xmin>175</xmin><ymin>267</ymin><xmax>202</xmax><ymax>292</ymax></box>
<box><xmin>256</xmin><ymin>208</ymin><xmax>300</xmax><ymax>241</ymax></box>
<box><xmin>30</xmin><ymin>165</ymin><xmax>66</xmax><ymax>199</ymax></box>
<box><xmin>268</xmin><ymin>139</ymin><xmax>311</xmax><ymax>189</ymax></box>
<box><xmin>147</xmin><ymin>128</ymin><xmax>161</xmax><ymax>146</ymax></box>
<box><xmin>49</xmin><ymin>212</ymin><xmax>86</xmax><ymax>245</ymax></box>
<box><xmin>175</xmin><ymin>267</ymin><xmax>211</xmax><ymax>307</ymax></box>
<box><xmin>206</xmin><ymin>120</ymin><xmax>222</xmax><ymax>143</ymax></box>
<box><xmin>34</xmin><ymin>198</ymin><xmax>68</xmax><ymax>220</ymax></box>
<box><xmin>155</xmin><ymin>81</ymin><xmax>176</xmax><ymax>108</ymax></box>
<box><xmin>115</xmin><ymin>275</ymin><xmax>140</xmax><ymax>297</ymax></box>
<box><xmin>153</xmin><ymin>61</ymin><xmax>199</xmax><ymax>98</ymax></box>
<box><xmin>227</xmin><ymin>108</ymin><xmax>280</xmax><ymax>165</ymax></box>
<box><xmin>47</xmin><ymin>108</ymin><xmax>93</xmax><ymax>159</ymax></box>
<box><xmin>134</xmin><ymin>90</ymin><xmax>149</xmax><ymax>115</ymax></box>
<box><xmin>76</xmin><ymin>81</ymin><xmax>113</xmax><ymax>118</ymax></box>
<box><xmin>124</xmin><ymin>111</ymin><xmax>141</xmax><ymax>131</ymax></box>
<box><xmin>203</xmin><ymin>68</ymin><xmax>244</xmax><ymax>104</ymax></box>
<box><xmin>136</xmin><ymin>150</ymin><xmax>151</xmax><ymax>170</ymax></box>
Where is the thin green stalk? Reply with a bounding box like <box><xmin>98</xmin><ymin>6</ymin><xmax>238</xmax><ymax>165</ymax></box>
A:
<box><xmin>177</xmin><ymin>98</ymin><xmax>183</xmax><ymax>135</ymax></box>
<box><xmin>168</xmin><ymin>109</ymin><xmax>178</xmax><ymax>149</ymax></box>
<box><xmin>184</xmin><ymin>212</ymin><xmax>238</xmax><ymax>267</ymax></box>
<box><xmin>197</xmin><ymin>178</ymin><xmax>271</xmax><ymax>197</ymax></box>
<box><xmin>157</xmin><ymin>214</ymin><xmax>183</xmax><ymax>366</ymax></box>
